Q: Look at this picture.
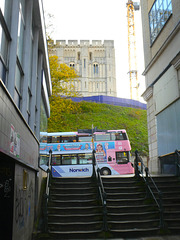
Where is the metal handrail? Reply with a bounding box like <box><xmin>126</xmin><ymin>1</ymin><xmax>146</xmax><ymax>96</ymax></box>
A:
<box><xmin>43</xmin><ymin>149</ymin><xmax>52</xmax><ymax>232</ymax></box>
<box><xmin>134</xmin><ymin>150</ymin><xmax>164</xmax><ymax>229</ymax></box>
<box><xmin>92</xmin><ymin>150</ymin><xmax>108</xmax><ymax>232</ymax></box>
<box><xmin>175</xmin><ymin>149</ymin><xmax>180</xmax><ymax>176</ymax></box>
<box><xmin>159</xmin><ymin>149</ymin><xmax>180</xmax><ymax>176</ymax></box>
<box><xmin>46</xmin><ymin>150</ymin><xmax>52</xmax><ymax>196</ymax></box>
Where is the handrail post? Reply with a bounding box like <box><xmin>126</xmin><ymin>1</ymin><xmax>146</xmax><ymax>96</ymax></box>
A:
<box><xmin>92</xmin><ymin>149</ymin><xmax>96</xmax><ymax>178</ymax></box>
<box><xmin>175</xmin><ymin>150</ymin><xmax>180</xmax><ymax>176</ymax></box>
<box><xmin>43</xmin><ymin>149</ymin><xmax>52</xmax><ymax>233</ymax></box>
<box><xmin>103</xmin><ymin>192</ymin><xmax>108</xmax><ymax>232</ymax></box>
<box><xmin>159</xmin><ymin>191</ymin><xmax>164</xmax><ymax>229</ymax></box>
<box><xmin>43</xmin><ymin>193</ymin><xmax>49</xmax><ymax>232</ymax></box>
<box><xmin>93</xmin><ymin>152</ymin><xmax>108</xmax><ymax>233</ymax></box>
<box><xmin>135</xmin><ymin>150</ymin><xmax>139</xmax><ymax>177</ymax></box>
<box><xmin>48</xmin><ymin>150</ymin><xmax>52</xmax><ymax>201</ymax></box>
<box><xmin>135</xmin><ymin>150</ymin><xmax>165</xmax><ymax>232</ymax></box>
<box><xmin>145</xmin><ymin>167</ymin><xmax>150</xmax><ymax>199</ymax></box>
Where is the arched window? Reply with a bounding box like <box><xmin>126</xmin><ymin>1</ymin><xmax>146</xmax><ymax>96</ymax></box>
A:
<box><xmin>70</xmin><ymin>63</ymin><xmax>75</xmax><ymax>68</ymax></box>
<box><xmin>93</xmin><ymin>63</ymin><xmax>98</xmax><ymax>74</ymax></box>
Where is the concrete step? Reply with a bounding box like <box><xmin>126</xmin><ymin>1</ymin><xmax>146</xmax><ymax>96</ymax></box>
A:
<box><xmin>48</xmin><ymin>229</ymin><xmax>103</xmax><ymax>239</ymax></box>
<box><xmin>106</xmin><ymin>197</ymin><xmax>148</xmax><ymax>206</ymax></box>
<box><xmin>108</xmin><ymin>219</ymin><xmax>159</xmax><ymax>230</ymax></box>
<box><xmin>48</xmin><ymin>221</ymin><xmax>102</xmax><ymax>231</ymax></box>
<box><xmin>107</xmin><ymin>211</ymin><xmax>159</xmax><ymax>221</ymax></box>
<box><xmin>48</xmin><ymin>199</ymin><xmax>98</xmax><ymax>207</ymax></box>
<box><xmin>109</xmin><ymin>227</ymin><xmax>160</xmax><ymax>239</ymax></box>
<box><xmin>107</xmin><ymin>204</ymin><xmax>157</xmax><ymax>214</ymax></box>
<box><xmin>48</xmin><ymin>213</ymin><xmax>103</xmax><ymax>223</ymax></box>
<box><xmin>50</xmin><ymin>186</ymin><xmax>96</xmax><ymax>194</ymax></box>
<box><xmin>48</xmin><ymin>205</ymin><xmax>102</xmax><ymax>215</ymax></box>
<box><xmin>50</xmin><ymin>192</ymin><xmax>96</xmax><ymax>201</ymax></box>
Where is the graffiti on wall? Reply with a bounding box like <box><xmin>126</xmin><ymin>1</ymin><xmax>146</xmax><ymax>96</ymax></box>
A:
<box><xmin>0</xmin><ymin>159</ymin><xmax>14</xmax><ymax>239</ymax></box>
<box><xmin>15</xmin><ymin>179</ymin><xmax>34</xmax><ymax>228</ymax></box>
<box><xmin>0</xmin><ymin>166</ymin><xmax>13</xmax><ymax>198</ymax></box>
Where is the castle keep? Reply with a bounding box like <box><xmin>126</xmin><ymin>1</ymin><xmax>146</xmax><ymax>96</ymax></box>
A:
<box><xmin>55</xmin><ymin>40</ymin><xmax>117</xmax><ymax>97</ymax></box>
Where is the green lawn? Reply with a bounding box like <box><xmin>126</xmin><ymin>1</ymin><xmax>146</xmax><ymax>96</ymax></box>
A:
<box><xmin>48</xmin><ymin>100</ymin><xmax>148</xmax><ymax>155</ymax></box>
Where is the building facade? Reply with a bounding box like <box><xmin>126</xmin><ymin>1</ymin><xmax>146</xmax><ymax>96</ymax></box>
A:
<box><xmin>141</xmin><ymin>0</ymin><xmax>180</xmax><ymax>173</ymax></box>
<box><xmin>54</xmin><ymin>40</ymin><xmax>117</xmax><ymax>97</ymax></box>
<box><xmin>0</xmin><ymin>0</ymin><xmax>51</xmax><ymax>239</ymax></box>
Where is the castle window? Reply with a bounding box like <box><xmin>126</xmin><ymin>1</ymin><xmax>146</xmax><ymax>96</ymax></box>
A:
<box><xmin>84</xmin><ymin>59</ymin><xmax>86</xmax><ymax>68</ymax></box>
<box><xmin>93</xmin><ymin>64</ymin><xmax>98</xmax><ymax>74</ymax></box>
<box><xmin>77</xmin><ymin>52</ymin><xmax>80</xmax><ymax>60</ymax></box>
<box><xmin>70</xmin><ymin>63</ymin><xmax>75</xmax><ymax>68</ymax></box>
<box><xmin>89</xmin><ymin>52</ymin><xmax>92</xmax><ymax>60</ymax></box>
<box><xmin>149</xmin><ymin>0</ymin><xmax>172</xmax><ymax>44</ymax></box>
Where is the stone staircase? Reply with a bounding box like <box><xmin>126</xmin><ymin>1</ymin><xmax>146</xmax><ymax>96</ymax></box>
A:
<box><xmin>47</xmin><ymin>177</ymin><xmax>103</xmax><ymax>239</ymax></box>
<box><xmin>33</xmin><ymin>175</ymin><xmax>180</xmax><ymax>239</ymax></box>
<box><xmin>149</xmin><ymin>175</ymin><xmax>180</xmax><ymax>235</ymax></box>
<box><xmin>102</xmin><ymin>175</ymin><xmax>180</xmax><ymax>239</ymax></box>
<box><xmin>102</xmin><ymin>176</ymin><xmax>160</xmax><ymax>238</ymax></box>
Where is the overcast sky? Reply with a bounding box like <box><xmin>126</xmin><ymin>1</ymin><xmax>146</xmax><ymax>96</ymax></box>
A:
<box><xmin>42</xmin><ymin>0</ymin><xmax>145</xmax><ymax>102</ymax></box>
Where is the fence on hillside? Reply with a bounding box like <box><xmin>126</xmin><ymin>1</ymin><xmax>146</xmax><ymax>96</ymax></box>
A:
<box><xmin>69</xmin><ymin>95</ymin><xmax>147</xmax><ymax>110</ymax></box>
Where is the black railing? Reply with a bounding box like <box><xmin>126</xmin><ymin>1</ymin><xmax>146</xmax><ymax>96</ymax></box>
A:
<box><xmin>92</xmin><ymin>150</ymin><xmax>108</xmax><ymax>232</ymax></box>
<box><xmin>43</xmin><ymin>149</ymin><xmax>52</xmax><ymax>232</ymax></box>
<box><xmin>175</xmin><ymin>150</ymin><xmax>180</xmax><ymax>176</ymax></box>
<box><xmin>134</xmin><ymin>150</ymin><xmax>164</xmax><ymax>229</ymax></box>
<box><xmin>159</xmin><ymin>150</ymin><xmax>180</xmax><ymax>176</ymax></box>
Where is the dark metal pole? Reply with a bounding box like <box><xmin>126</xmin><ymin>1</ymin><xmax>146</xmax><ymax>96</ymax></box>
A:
<box><xmin>135</xmin><ymin>150</ymin><xmax>139</xmax><ymax>177</ymax></box>
<box><xmin>175</xmin><ymin>150</ymin><xmax>180</xmax><ymax>176</ymax></box>
<box><xmin>145</xmin><ymin>167</ymin><xmax>150</xmax><ymax>199</ymax></box>
<box><xmin>159</xmin><ymin>191</ymin><xmax>164</xmax><ymax>229</ymax></box>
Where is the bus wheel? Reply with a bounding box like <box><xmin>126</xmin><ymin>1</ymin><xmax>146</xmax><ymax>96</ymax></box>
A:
<box><xmin>100</xmin><ymin>167</ymin><xmax>111</xmax><ymax>176</ymax></box>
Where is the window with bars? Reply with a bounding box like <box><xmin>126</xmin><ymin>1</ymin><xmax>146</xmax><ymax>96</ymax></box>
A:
<box><xmin>149</xmin><ymin>0</ymin><xmax>172</xmax><ymax>44</ymax></box>
<box><xmin>14</xmin><ymin>0</ymin><xmax>26</xmax><ymax>109</ymax></box>
<box><xmin>0</xmin><ymin>0</ymin><xmax>12</xmax><ymax>84</ymax></box>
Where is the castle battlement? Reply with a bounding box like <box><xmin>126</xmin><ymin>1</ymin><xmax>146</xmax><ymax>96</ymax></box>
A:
<box><xmin>56</xmin><ymin>40</ymin><xmax>114</xmax><ymax>48</ymax></box>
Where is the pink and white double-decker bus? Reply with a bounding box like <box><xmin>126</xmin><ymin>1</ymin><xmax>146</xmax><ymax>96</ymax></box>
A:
<box><xmin>78</xmin><ymin>129</ymin><xmax>134</xmax><ymax>175</ymax></box>
<box><xmin>39</xmin><ymin>129</ymin><xmax>134</xmax><ymax>176</ymax></box>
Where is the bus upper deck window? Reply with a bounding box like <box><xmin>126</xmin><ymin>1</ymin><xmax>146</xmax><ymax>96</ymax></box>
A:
<box><xmin>78</xmin><ymin>136</ymin><xmax>92</xmax><ymax>142</ymax></box>
<box><xmin>47</xmin><ymin>136</ymin><xmax>52</xmax><ymax>143</ymax></box>
<box><xmin>95</xmin><ymin>133</ymin><xmax>111</xmax><ymax>141</ymax></box>
<box><xmin>115</xmin><ymin>133</ymin><xmax>124</xmax><ymax>140</ymax></box>
<box><xmin>52</xmin><ymin>136</ymin><xmax>60</xmax><ymax>143</ymax></box>
<box><xmin>112</xmin><ymin>132</ymin><xmax>127</xmax><ymax>140</ymax></box>
<box><xmin>61</xmin><ymin>136</ymin><xmax>76</xmax><ymax>143</ymax></box>
<box><xmin>40</xmin><ymin>136</ymin><xmax>47</xmax><ymax>143</ymax></box>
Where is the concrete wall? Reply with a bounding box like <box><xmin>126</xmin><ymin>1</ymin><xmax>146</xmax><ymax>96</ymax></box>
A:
<box><xmin>141</xmin><ymin>0</ymin><xmax>180</xmax><ymax>174</ymax></box>
<box><xmin>0</xmin><ymin>81</ymin><xmax>39</xmax><ymax>240</ymax></box>
<box><xmin>0</xmin><ymin>0</ymin><xmax>51</xmax><ymax>239</ymax></box>
<box><xmin>13</xmin><ymin>165</ymin><xmax>36</xmax><ymax>240</ymax></box>
<box><xmin>0</xmin><ymin>81</ymin><xmax>39</xmax><ymax>169</ymax></box>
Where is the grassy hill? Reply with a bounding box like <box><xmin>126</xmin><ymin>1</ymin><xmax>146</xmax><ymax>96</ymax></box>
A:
<box><xmin>48</xmin><ymin>100</ymin><xmax>148</xmax><ymax>155</ymax></box>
